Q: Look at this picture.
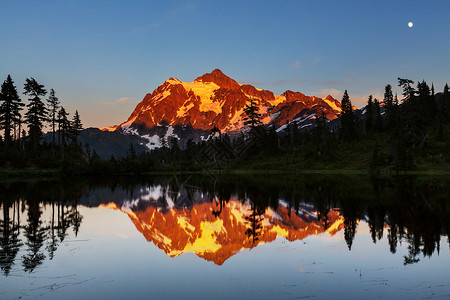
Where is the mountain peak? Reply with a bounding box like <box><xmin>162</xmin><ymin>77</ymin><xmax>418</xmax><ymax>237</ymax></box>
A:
<box><xmin>101</xmin><ymin>69</ymin><xmax>347</xmax><ymax>150</ymax></box>
<box><xmin>210</xmin><ymin>68</ymin><xmax>225</xmax><ymax>76</ymax></box>
<box><xmin>194</xmin><ymin>69</ymin><xmax>240</xmax><ymax>90</ymax></box>
<box><xmin>165</xmin><ymin>77</ymin><xmax>181</xmax><ymax>84</ymax></box>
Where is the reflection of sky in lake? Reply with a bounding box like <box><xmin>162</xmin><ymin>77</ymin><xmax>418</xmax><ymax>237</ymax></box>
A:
<box><xmin>1</xmin><ymin>203</ymin><xmax>449</xmax><ymax>300</ymax></box>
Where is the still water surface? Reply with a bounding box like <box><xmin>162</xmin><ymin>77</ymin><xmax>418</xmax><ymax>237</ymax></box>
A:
<box><xmin>0</xmin><ymin>175</ymin><xmax>449</xmax><ymax>299</ymax></box>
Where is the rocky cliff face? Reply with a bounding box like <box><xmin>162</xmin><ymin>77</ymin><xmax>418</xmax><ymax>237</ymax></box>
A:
<box><xmin>101</xmin><ymin>69</ymin><xmax>344</xmax><ymax>149</ymax></box>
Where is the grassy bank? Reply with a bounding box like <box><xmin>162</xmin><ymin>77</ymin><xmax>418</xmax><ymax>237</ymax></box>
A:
<box><xmin>0</xmin><ymin>168</ymin><xmax>59</xmax><ymax>180</ymax></box>
<box><xmin>230</xmin><ymin>128</ymin><xmax>450</xmax><ymax>175</ymax></box>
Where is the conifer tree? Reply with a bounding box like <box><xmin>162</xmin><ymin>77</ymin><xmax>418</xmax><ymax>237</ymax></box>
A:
<box><xmin>390</xmin><ymin>93</ymin><xmax>399</xmax><ymax>129</ymax></box>
<box><xmin>365</xmin><ymin>95</ymin><xmax>374</xmax><ymax>132</ymax></box>
<box><xmin>243</xmin><ymin>98</ymin><xmax>262</xmax><ymax>129</ymax></box>
<box><xmin>16</xmin><ymin>115</ymin><xmax>23</xmax><ymax>147</ymax></box>
<box><xmin>340</xmin><ymin>90</ymin><xmax>356</xmax><ymax>139</ymax></box>
<box><xmin>47</xmin><ymin>89</ymin><xmax>60</xmax><ymax>145</ymax></box>
<box><xmin>384</xmin><ymin>84</ymin><xmax>394</xmax><ymax>108</ymax></box>
<box><xmin>58</xmin><ymin>107</ymin><xmax>70</xmax><ymax>143</ymax></box>
<box><xmin>398</xmin><ymin>78</ymin><xmax>415</xmax><ymax>103</ymax></box>
<box><xmin>58</xmin><ymin>106</ymin><xmax>70</xmax><ymax>159</ymax></box>
<box><xmin>23</xmin><ymin>78</ymin><xmax>47</xmax><ymax>150</ymax></box>
<box><xmin>373</xmin><ymin>98</ymin><xmax>382</xmax><ymax>132</ymax></box>
<box><xmin>21</xmin><ymin>129</ymin><xmax>26</xmax><ymax>150</ymax></box>
<box><xmin>442</xmin><ymin>83</ymin><xmax>449</xmax><ymax>121</ymax></box>
<box><xmin>128</xmin><ymin>142</ymin><xmax>136</xmax><ymax>159</ymax></box>
<box><xmin>384</xmin><ymin>84</ymin><xmax>394</xmax><ymax>128</ymax></box>
<box><xmin>0</xmin><ymin>75</ymin><xmax>24</xmax><ymax>149</ymax></box>
<box><xmin>417</xmin><ymin>80</ymin><xmax>435</xmax><ymax>122</ymax></box>
<box><xmin>397</xmin><ymin>78</ymin><xmax>423</xmax><ymax>149</ymax></box>
<box><xmin>314</xmin><ymin>111</ymin><xmax>327</xmax><ymax>141</ymax></box>
<box><xmin>70</xmin><ymin>110</ymin><xmax>83</xmax><ymax>143</ymax></box>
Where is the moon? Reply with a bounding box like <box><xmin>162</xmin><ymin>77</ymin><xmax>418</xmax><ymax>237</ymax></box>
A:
<box><xmin>408</xmin><ymin>21</ymin><xmax>413</xmax><ymax>28</ymax></box>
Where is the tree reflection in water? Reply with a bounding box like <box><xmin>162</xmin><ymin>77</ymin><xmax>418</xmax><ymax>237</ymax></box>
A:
<box><xmin>0</xmin><ymin>175</ymin><xmax>448</xmax><ymax>273</ymax></box>
<box><xmin>0</xmin><ymin>181</ymin><xmax>84</xmax><ymax>275</ymax></box>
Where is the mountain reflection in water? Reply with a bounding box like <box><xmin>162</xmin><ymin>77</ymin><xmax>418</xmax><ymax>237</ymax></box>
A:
<box><xmin>0</xmin><ymin>175</ymin><xmax>449</xmax><ymax>275</ymax></box>
<box><xmin>100</xmin><ymin>196</ymin><xmax>343</xmax><ymax>265</ymax></box>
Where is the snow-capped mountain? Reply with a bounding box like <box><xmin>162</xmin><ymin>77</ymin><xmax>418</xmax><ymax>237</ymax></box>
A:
<box><xmin>101</xmin><ymin>69</ymin><xmax>344</xmax><ymax>150</ymax></box>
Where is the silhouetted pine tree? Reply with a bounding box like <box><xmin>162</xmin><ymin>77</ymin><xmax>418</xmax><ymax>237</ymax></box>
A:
<box><xmin>265</xmin><ymin>126</ymin><xmax>279</xmax><ymax>154</ymax></box>
<box><xmin>398</xmin><ymin>78</ymin><xmax>423</xmax><ymax>145</ymax></box>
<box><xmin>243</xmin><ymin>98</ymin><xmax>262</xmax><ymax>129</ymax></box>
<box><xmin>313</xmin><ymin>111</ymin><xmax>328</xmax><ymax>142</ymax></box>
<box><xmin>373</xmin><ymin>98</ymin><xmax>382</xmax><ymax>132</ymax></box>
<box><xmin>23</xmin><ymin>78</ymin><xmax>47</xmax><ymax>151</ymax></box>
<box><xmin>398</xmin><ymin>78</ymin><xmax>415</xmax><ymax>103</ymax></box>
<box><xmin>58</xmin><ymin>106</ymin><xmax>70</xmax><ymax>159</ymax></box>
<box><xmin>128</xmin><ymin>142</ymin><xmax>136</xmax><ymax>159</ymax></box>
<box><xmin>442</xmin><ymin>83</ymin><xmax>449</xmax><ymax>122</ymax></box>
<box><xmin>384</xmin><ymin>84</ymin><xmax>395</xmax><ymax>128</ymax></box>
<box><xmin>417</xmin><ymin>80</ymin><xmax>435</xmax><ymax>123</ymax></box>
<box><xmin>340</xmin><ymin>90</ymin><xmax>356</xmax><ymax>139</ymax></box>
<box><xmin>391</xmin><ymin>78</ymin><xmax>417</xmax><ymax>169</ymax></box>
<box><xmin>47</xmin><ymin>89</ymin><xmax>60</xmax><ymax>146</ymax></box>
<box><xmin>0</xmin><ymin>75</ymin><xmax>24</xmax><ymax>149</ymax></box>
<box><xmin>365</xmin><ymin>95</ymin><xmax>374</xmax><ymax>132</ymax></box>
<box><xmin>70</xmin><ymin>110</ymin><xmax>83</xmax><ymax>143</ymax></box>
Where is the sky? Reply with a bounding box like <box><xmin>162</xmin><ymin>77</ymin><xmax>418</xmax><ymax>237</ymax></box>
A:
<box><xmin>1</xmin><ymin>0</ymin><xmax>449</xmax><ymax>128</ymax></box>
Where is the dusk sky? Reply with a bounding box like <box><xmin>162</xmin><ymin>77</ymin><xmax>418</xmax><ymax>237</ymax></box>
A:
<box><xmin>1</xmin><ymin>0</ymin><xmax>449</xmax><ymax>129</ymax></box>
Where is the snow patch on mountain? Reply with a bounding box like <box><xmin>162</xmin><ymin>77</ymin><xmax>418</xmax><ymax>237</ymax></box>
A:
<box><xmin>139</xmin><ymin>125</ymin><xmax>180</xmax><ymax>150</ymax></box>
<box><xmin>165</xmin><ymin>126</ymin><xmax>178</xmax><ymax>140</ymax></box>
<box><xmin>121</xmin><ymin>116</ymin><xmax>138</xmax><ymax>133</ymax></box>
<box><xmin>141</xmin><ymin>134</ymin><xmax>161</xmax><ymax>150</ymax></box>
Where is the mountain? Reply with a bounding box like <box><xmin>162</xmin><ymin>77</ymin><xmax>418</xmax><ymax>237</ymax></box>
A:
<box><xmin>101</xmin><ymin>69</ymin><xmax>344</xmax><ymax>150</ymax></box>
<box><xmin>77</xmin><ymin>128</ymin><xmax>148</xmax><ymax>159</ymax></box>
<box><xmin>43</xmin><ymin>128</ymin><xmax>148</xmax><ymax>159</ymax></box>
<box><xmin>100</xmin><ymin>195</ymin><xmax>344</xmax><ymax>265</ymax></box>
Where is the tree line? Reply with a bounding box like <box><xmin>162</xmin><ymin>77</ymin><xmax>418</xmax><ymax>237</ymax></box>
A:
<box><xmin>337</xmin><ymin>78</ymin><xmax>449</xmax><ymax>170</ymax></box>
<box><xmin>247</xmin><ymin>78</ymin><xmax>450</xmax><ymax>171</ymax></box>
<box><xmin>0</xmin><ymin>75</ymin><xmax>84</xmax><ymax>168</ymax></box>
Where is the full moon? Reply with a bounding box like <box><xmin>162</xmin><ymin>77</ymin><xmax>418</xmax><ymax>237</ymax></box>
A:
<box><xmin>408</xmin><ymin>21</ymin><xmax>413</xmax><ymax>28</ymax></box>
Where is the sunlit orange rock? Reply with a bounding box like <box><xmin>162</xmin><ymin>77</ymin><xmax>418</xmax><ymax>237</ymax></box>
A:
<box><xmin>101</xmin><ymin>69</ymin><xmax>343</xmax><ymax>134</ymax></box>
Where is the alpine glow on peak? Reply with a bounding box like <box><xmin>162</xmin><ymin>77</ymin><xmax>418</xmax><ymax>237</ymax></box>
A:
<box><xmin>101</xmin><ymin>69</ymin><xmax>344</xmax><ymax>150</ymax></box>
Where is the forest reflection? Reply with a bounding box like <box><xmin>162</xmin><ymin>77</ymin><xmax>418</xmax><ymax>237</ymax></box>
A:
<box><xmin>0</xmin><ymin>181</ymin><xmax>83</xmax><ymax>275</ymax></box>
<box><xmin>0</xmin><ymin>175</ymin><xmax>448</xmax><ymax>274</ymax></box>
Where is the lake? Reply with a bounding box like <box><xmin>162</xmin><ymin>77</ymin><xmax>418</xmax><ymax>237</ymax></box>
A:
<box><xmin>0</xmin><ymin>174</ymin><xmax>449</xmax><ymax>299</ymax></box>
